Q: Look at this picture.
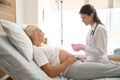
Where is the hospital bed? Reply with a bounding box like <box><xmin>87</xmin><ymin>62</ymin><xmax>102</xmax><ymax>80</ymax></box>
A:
<box><xmin>0</xmin><ymin>19</ymin><xmax>120</xmax><ymax>80</ymax></box>
<box><xmin>0</xmin><ymin>0</ymin><xmax>120</xmax><ymax>79</ymax></box>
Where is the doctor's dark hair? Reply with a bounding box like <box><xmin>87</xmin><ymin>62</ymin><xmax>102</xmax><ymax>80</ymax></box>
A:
<box><xmin>79</xmin><ymin>4</ymin><xmax>103</xmax><ymax>25</ymax></box>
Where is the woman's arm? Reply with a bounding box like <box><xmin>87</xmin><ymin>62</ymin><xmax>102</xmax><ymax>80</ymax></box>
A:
<box><xmin>85</xmin><ymin>26</ymin><xmax>107</xmax><ymax>56</ymax></box>
<box><xmin>41</xmin><ymin>54</ymin><xmax>77</xmax><ymax>78</ymax></box>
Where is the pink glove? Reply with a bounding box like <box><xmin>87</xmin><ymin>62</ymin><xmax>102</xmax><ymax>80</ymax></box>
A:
<box><xmin>71</xmin><ymin>44</ymin><xmax>85</xmax><ymax>52</ymax></box>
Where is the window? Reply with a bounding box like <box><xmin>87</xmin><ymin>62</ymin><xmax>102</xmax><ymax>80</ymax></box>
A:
<box><xmin>38</xmin><ymin>0</ymin><xmax>120</xmax><ymax>55</ymax></box>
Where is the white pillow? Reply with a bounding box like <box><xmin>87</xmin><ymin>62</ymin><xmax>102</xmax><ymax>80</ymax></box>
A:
<box><xmin>0</xmin><ymin>19</ymin><xmax>33</xmax><ymax>61</ymax></box>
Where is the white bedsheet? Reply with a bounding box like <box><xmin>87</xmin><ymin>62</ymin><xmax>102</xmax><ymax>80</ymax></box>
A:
<box><xmin>93</xmin><ymin>78</ymin><xmax>120</xmax><ymax>80</ymax></box>
<box><xmin>53</xmin><ymin>77</ymin><xmax>120</xmax><ymax>80</ymax></box>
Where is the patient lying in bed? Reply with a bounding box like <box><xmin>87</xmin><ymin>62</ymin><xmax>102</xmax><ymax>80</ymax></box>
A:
<box><xmin>24</xmin><ymin>25</ymin><xmax>120</xmax><ymax>80</ymax></box>
<box><xmin>1</xmin><ymin>19</ymin><xmax>120</xmax><ymax>80</ymax></box>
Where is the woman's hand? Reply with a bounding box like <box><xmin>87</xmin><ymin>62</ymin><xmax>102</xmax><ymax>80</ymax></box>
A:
<box><xmin>76</xmin><ymin>57</ymin><xmax>84</xmax><ymax>62</ymax></box>
<box><xmin>41</xmin><ymin>53</ymin><xmax>77</xmax><ymax>78</ymax></box>
<box><xmin>67</xmin><ymin>54</ymin><xmax>77</xmax><ymax>64</ymax></box>
<box><xmin>71</xmin><ymin>44</ymin><xmax>85</xmax><ymax>51</ymax></box>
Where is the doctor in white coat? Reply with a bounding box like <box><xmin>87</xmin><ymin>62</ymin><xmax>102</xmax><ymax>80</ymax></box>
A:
<box><xmin>72</xmin><ymin>4</ymin><xmax>109</xmax><ymax>63</ymax></box>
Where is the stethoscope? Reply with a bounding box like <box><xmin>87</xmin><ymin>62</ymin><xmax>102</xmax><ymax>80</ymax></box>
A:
<box><xmin>87</xmin><ymin>23</ymin><xmax>98</xmax><ymax>46</ymax></box>
<box><xmin>90</xmin><ymin>23</ymin><xmax>98</xmax><ymax>35</ymax></box>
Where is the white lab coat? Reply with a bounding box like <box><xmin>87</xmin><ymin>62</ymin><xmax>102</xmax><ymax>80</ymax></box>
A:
<box><xmin>85</xmin><ymin>23</ymin><xmax>109</xmax><ymax>63</ymax></box>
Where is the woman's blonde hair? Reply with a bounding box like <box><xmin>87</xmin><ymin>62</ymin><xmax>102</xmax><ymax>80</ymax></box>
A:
<box><xmin>24</xmin><ymin>25</ymin><xmax>39</xmax><ymax>38</ymax></box>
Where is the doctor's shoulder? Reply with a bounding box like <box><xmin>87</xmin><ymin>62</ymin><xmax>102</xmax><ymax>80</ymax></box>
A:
<box><xmin>96</xmin><ymin>24</ymin><xmax>106</xmax><ymax>31</ymax></box>
<box><xmin>94</xmin><ymin>24</ymin><xmax>107</xmax><ymax>36</ymax></box>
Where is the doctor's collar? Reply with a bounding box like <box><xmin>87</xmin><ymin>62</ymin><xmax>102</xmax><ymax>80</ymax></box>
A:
<box><xmin>91</xmin><ymin>23</ymin><xmax>97</xmax><ymax>30</ymax></box>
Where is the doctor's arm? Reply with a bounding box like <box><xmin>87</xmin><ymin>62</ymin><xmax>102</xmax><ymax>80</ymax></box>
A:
<box><xmin>85</xmin><ymin>27</ymin><xmax>107</xmax><ymax>56</ymax></box>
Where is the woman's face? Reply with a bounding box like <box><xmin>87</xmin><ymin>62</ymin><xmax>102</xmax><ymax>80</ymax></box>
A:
<box><xmin>32</xmin><ymin>28</ymin><xmax>45</xmax><ymax>43</ymax></box>
<box><xmin>80</xmin><ymin>13</ymin><xmax>94</xmax><ymax>26</ymax></box>
<box><xmin>36</xmin><ymin>29</ymin><xmax>44</xmax><ymax>42</ymax></box>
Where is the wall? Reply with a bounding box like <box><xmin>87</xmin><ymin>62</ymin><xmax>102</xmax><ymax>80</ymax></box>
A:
<box><xmin>15</xmin><ymin>0</ymin><xmax>119</xmax><ymax>24</ymax></box>
<box><xmin>16</xmin><ymin>0</ymin><xmax>38</xmax><ymax>25</ymax></box>
<box><xmin>50</xmin><ymin>0</ymin><xmax>113</xmax><ymax>10</ymax></box>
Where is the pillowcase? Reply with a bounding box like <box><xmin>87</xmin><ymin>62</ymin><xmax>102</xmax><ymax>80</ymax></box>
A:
<box><xmin>0</xmin><ymin>19</ymin><xmax>33</xmax><ymax>61</ymax></box>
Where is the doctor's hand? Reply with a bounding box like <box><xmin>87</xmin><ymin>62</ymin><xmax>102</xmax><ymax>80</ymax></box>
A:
<box><xmin>71</xmin><ymin>44</ymin><xmax>85</xmax><ymax>52</ymax></box>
